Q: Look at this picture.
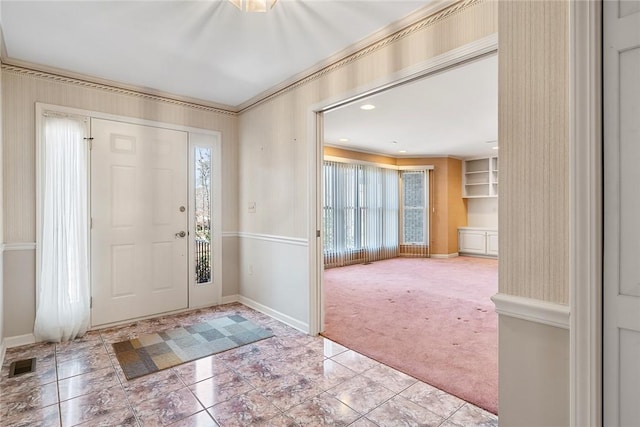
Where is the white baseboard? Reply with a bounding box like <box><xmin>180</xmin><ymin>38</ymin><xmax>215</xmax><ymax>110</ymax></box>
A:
<box><xmin>238</xmin><ymin>296</ymin><xmax>309</xmax><ymax>334</ymax></box>
<box><xmin>221</xmin><ymin>294</ymin><xmax>240</xmax><ymax>304</ymax></box>
<box><xmin>431</xmin><ymin>252</ymin><xmax>459</xmax><ymax>259</ymax></box>
<box><xmin>459</xmin><ymin>252</ymin><xmax>497</xmax><ymax>259</ymax></box>
<box><xmin>0</xmin><ymin>339</ymin><xmax>6</xmax><ymax>366</ymax></box>
<box><xmin>4</xmin><ymin>333</ymin><xmax>37</xmax><ymax>349</ymax></box>
<box><xmin>491</xmin><ymin>293</ymin><xmax>570</xmax><ymax>330</ymax></box>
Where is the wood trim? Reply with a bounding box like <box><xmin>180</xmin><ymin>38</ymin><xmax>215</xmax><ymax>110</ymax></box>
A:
<box><xmin>0</xmin><ymin>341</ymin><xmax>5</xmax><ymax>368</ymax></box>
<box><xmin>238</xmin><ymin>295</ymin><xmax>309</xmax><ymax>333</ymax></box>
<box><xmin>569</xmin><ymin>1</ymin><xmax>602</xmax><ymax>425</ymax></box>
<box><xmin>1</xmin><ymin>62</ymin><xmax>236</xmax><ymax>116</ymax></box>
<box><xmin>430</xmin><ymin>253</ymin><xmax>459</xmax><ymax>259</ymax></box>
<box><xmin>3</xmin><ymin>242</ymin><xmax>36</xmax><ymax>251</ymax></box>
<box><xmin>3</xmin><ymin>333</ymin><xmax>36</xmax><ymax>349</ymax></box>
<box><xmin>238</xmin><ymin>0</ymin><xmax>487</xmax><ymax>113</ymax></box>
<box><xmin>221</xmin><ymin>294</ymin><xmax>240</xmax><ymax>305</ymax></box>
<box><xmin>237</xmin><ymin>232</ymin><xmax>308</xmax><ymax>247</ymax></box>
<box><xmin>492</xmin><ymin>293</ymin><xmax>570</xmax><ymax>330</ymax></box>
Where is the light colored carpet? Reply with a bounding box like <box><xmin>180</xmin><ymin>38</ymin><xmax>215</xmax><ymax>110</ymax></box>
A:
<box><xmin>322</xmin><ymin>256</ymin><xmax>498</xmax><ymax>414</ymax></box>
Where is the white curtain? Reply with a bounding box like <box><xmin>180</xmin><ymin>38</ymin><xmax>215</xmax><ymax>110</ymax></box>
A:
<box><xmin>34</xmin><ymin>115</ymin><xmax>90</xmax><ymax>342</ymax></box>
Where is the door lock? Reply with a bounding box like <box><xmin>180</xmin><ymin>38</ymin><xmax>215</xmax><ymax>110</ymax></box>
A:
<box><xmin>175</xmin><ymin>231</ymin><xmax>186</xmax><ymax>238</ymax></box>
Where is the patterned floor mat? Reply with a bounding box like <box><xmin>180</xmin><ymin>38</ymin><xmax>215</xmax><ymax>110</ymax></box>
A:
<box><xmin>112</xmin><ymin>314</ymin><xmax>274</xmax><ymax>380</ymax></box>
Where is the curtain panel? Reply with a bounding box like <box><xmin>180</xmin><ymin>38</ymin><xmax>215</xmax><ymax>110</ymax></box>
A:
<box><xmin>34</xmin><ymin>115</ymin><xmax>90</xmax><ymax>342</ymax></box>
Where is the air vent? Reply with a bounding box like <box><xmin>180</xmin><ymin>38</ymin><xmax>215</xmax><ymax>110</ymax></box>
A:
<box><xmin>8</xmin><ymin>358</ymin><xmax>37</xmax><ymax>378</ymax></box>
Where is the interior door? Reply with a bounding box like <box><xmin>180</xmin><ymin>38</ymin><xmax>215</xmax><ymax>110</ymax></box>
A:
<box><xmin>604</xmin><ymin>1</ymin><xmax>640</xmax><ymax>425</ymax></box>
<box><xmin>91</xmin><ymin>118</ymin><xmax>188</xmax><ymax>326</ymax></box>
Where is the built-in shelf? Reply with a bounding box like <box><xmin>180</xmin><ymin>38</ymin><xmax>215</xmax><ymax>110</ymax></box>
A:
<box><xmin>463</xmin><ymin>156</ymin><xmax>498</xmax><ymax>198</ymax></box>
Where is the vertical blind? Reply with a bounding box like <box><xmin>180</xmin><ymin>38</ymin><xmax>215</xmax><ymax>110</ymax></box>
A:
<box><xmin>323</xmin><ymin>161</ymin><xmax>399</xmax><ymax>267</ymax></box>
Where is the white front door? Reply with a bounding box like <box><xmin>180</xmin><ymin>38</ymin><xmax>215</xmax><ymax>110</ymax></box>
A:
<box><xmin>91</xmin><ymin>118</ymin><xmax>189</xmax><ymax>326</ymax></box>
<box><xmin>604</xmin><ymin>1</ymin><xmax>640</xmax><ymax>425</ymax></box>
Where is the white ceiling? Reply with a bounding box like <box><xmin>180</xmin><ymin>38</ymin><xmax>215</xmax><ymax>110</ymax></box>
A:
<box><xmin>1</xmin><ymin>0</ymin><xmax>497</xmax><ymax>159</ymax></box>
<box><xmin>324</xmin><ymin>53</ymin><xmax>498</xmax><ymax>159</ymax></box>
<box><xmin>0</xmin><ymin>0</ymin><xmax>435</xmax><ymax>108</ymax></box>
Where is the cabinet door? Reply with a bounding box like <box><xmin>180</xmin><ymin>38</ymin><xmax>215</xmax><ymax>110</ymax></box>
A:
<box><xmin>458</xmin><ymin>231</ymin><xmax>487</xmax><ymax>254</ymax></box>
<box><xmin>487</xmin><ymin>232</ymin><xmax>499</xmax><ymax>256</ymax></box>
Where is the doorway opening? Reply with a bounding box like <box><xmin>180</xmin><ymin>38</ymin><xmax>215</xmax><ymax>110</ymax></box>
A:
<box><xmin>315</xmin><ymin>51</ymin><xmax>499</xmax><ymax>414</ymax></box>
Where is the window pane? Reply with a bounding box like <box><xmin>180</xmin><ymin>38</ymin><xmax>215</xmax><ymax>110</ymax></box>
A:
<box><xmin>403</xmin><ymin>171</ymin><xmax>425</xmax><ymax>244</ymax></box>
<box><xmin>195</xmin><ymin>147</ymin><xmax>212</xmax><ymax>284</ymax></box>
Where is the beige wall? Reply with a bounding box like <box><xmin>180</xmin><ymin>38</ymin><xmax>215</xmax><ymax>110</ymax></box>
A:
<box><xmin>499</xmin><ymin>316</ymin><xmax>570</xmax><ymax>426</ymax></box>
<box><xmin>497</xmin><ymin>1</ymin><xmax>570</xmax><ymax>425</ymax></box>
<box><xmin>1</xmin><ymin>66</ymin><xmax>240</xmax><ymax>337</ymax></box>
<box><xmin>446</xmin><ymin>158</ymin><xmax>467</xmax><ymax>253</ymax></box>
<box><xmin>499</xmin><ymin>0</ymin><xmax>569</xmax><ymax>304</ymax></box>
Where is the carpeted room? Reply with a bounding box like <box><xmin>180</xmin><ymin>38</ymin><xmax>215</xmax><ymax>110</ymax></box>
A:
<box><xmin>321</xmin><ymin>52</ymin><xmax>499</xmax><ymax>415</ymax></box>
<box><xmin>322</xmin><ymin>256</ymin><xmax>498</xmax><ymax>414</ymax></box>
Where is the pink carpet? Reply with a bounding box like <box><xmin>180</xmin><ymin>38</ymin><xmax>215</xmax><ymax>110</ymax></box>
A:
<box><xmin>322</xmin><ymin>256</ymin><xmax>498</xmax><ymax>414</ymax></box>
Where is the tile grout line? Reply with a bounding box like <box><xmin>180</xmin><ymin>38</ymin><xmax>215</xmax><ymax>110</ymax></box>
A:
<box><xmin>101</xmin><ymin>331</ymin><xmax>143</xmax><ymax>427</ymax></box>
<box><xmin>55</xmin><ymin>343</ymin><xmax>63</xmax><ymax>427</ymax></box>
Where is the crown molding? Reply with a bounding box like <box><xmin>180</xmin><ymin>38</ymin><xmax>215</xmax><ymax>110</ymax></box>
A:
<box><xmin>0</xmin><ymin>58</ymin><xmax>238</xmax><ymax>116</ymax></box>
<box><xmin>1</xmin><ymin>0</ymin><xmax>483</xmax><ymax>116</ymax></box>
<box><xmin>237</xmin><ymin>0</ymin><xmax>483</xmax><ymax>113</ymax></box>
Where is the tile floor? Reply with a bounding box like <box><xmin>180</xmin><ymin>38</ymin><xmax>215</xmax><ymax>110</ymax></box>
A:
<box><xmin>0</xmin><ymin>303</ymin><xmax>498</xmax><ymax>426</ymax></box>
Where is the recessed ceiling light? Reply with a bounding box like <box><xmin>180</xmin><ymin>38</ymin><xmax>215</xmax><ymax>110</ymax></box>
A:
<box><xmin>398</xmin><ymin>150</ymin><xmax>407</xmax><ymax>153</ymax></box>
<box><xmin>360</xmin><ymin>104</ymin><xmax>376</xmax><ymax>111</ymax></box>
<box><xmin>338</xmin><ymin>138</ymin><xmax>349</xmax><ymax>142</ymax></box>
<box><xmin>492</xmin><ymin>146</ymin><xmax>499</xmax><ymax>150</ymax></box>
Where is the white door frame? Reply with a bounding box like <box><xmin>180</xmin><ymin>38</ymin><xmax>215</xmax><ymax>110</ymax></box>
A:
<box><xmin>569</xmin><ymin>1</ymin><xmax>602</xmax><ymax>425</ymax></box>
<box><xmin>306</xmin><ymin>33</ymin><xmax>499</xmax><ymax>335</ymax></box>
<box><xmin>35</xmin><ymin>103</ymin><xmax>223</xmax><ymax>327</ymax></box>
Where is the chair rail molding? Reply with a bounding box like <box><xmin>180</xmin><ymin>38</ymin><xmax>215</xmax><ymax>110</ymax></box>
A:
<box><xmin>3</xmin><ymin>242</ymin><xmax>36</xmax><ymax>251</ymax></box>
<box><xmin>237</xmin><ymin>232</ymin><xmax>308</xmax><ymax>247</ymax></box>
<box><xmin>491</xmin><ymin>293</ymin><xmax>570</xmax><ymax>330</ymax></box>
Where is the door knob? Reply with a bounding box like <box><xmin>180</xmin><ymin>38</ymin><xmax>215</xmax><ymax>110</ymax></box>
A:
<box><xmin>175</xmin><ymin>231</ymin><xmax>186</xmax><ymax>238</ymax></box>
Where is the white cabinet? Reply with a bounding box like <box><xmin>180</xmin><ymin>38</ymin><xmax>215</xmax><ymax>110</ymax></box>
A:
<box><xmin>458</xmin><ymin>227</ymin><xmax>498</xmax><ymax>257</ymax></box>
<box><xmin>458</xmin><ymin>230</ymin><xmax>487</xmax><ymax>254</ymax></box>
<box><xmin>486</xmin><ymin>231</ymin><xmax>499</xmax><ymax>256</ymax></box>
<box><xmin>463</xmin><ymin>156</ymin><xmax>498</xmax><ymax>198</ymax></box>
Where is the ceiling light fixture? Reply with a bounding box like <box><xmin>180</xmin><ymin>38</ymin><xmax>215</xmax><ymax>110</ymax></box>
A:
<box><xmin>338</xmin><ymin>138</ymin><xmax>350</xmax><ymax>142</ymax></box>
<box><xmin>398</xmin><ymin>150</ymin><xmax>407</xmax><ymax>153</ymax></box>
<box><xmin>229</xmin><ymin>0</ymin><xmax>277</xmax><ymax>12</ymax></box>
<box><xmin>492</xmin><ymin>146</ymin><xmax>499</xmax><ymax>150</ymax></box>
<box><xmin>360</xmin><ymin>104</ymin><xmax>376</xmax><ymax>111</ymax></box>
